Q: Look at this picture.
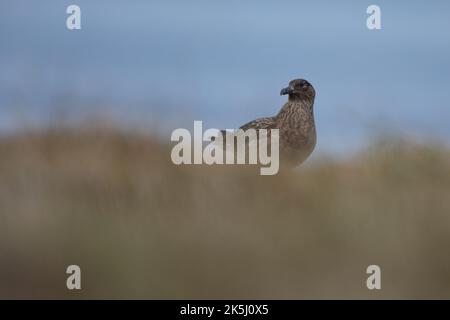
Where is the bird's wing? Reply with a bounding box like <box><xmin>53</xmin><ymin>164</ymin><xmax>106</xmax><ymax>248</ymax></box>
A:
<box><xmin>239</xmin><ymin>116</ymin><xmax>277</xmax><ymax>131</ymax></box>
<box><xmin>215</xmin><ymin>117</ymin><xmax>277</xmax><ymax>147</ymax></box>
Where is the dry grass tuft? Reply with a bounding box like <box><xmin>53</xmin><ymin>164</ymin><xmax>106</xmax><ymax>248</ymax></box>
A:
<box><xmin>1</xmin><ymin>127</ymin><xmax>450</xmax><ymax>299</ymax></box>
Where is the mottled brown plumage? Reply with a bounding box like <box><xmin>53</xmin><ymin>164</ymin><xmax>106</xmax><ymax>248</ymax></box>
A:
<box><xmin>239</xmin><ymin>79</ymin><xmax>317</xmax><ymax>168</ymax></box>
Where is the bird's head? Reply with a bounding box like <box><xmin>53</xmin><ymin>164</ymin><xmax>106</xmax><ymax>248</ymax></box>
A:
<box><xmin>280</xmin><ymin>79</ymin><xmax>315</xmax><ymax>102</ymax></box>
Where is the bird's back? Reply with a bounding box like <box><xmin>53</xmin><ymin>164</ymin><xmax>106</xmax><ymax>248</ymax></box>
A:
<box><xmin>239</xmin><ymin>116</ymin><xmax>277</xmax><ymax>131</ymax></box>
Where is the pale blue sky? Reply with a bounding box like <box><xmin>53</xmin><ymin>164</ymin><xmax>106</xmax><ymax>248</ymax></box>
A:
<box><xmin>1</xmin><ymin>0</ymin><xmax>450</xmax><ymax>154</ymax></box>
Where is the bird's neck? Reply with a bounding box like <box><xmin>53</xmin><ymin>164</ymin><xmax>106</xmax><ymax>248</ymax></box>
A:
<box><xmin>276</xmin><ymin>98</ymin><xmax>315</xmax><ymax>127</ymax></box>
<box><xmin>289</xmin><ymin>95</ymin><xmax>314</xmax><ymax>107</ymax></box>
<box><xmin>289</xmin><ymin>98</ymin><xmax>314</xmax><ymax>115</ymax></box>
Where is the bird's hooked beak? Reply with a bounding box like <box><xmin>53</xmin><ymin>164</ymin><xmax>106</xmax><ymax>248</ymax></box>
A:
<box><xmin>280</xmin><ymin>85</ymin><xmax>294</xmax><ymax>96</ymax></box>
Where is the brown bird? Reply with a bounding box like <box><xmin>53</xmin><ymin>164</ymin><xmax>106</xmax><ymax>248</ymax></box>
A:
<box><xmin>233</xmin><ymin>79</ymin><xmax>317</xmax><ymax>168</ymax></box>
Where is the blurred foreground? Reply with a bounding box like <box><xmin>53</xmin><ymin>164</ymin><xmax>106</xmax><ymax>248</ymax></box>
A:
<box><xmin>1</xmin><ymin>126</ymin><xmax>450</xmax><ymax>299</ymax></box>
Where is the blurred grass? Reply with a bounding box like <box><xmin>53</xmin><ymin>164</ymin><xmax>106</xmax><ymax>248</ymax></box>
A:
<box><xmin>1</xmin><ymin>126</ymin><xmax>450</xmax><ymax>299</ymax></box>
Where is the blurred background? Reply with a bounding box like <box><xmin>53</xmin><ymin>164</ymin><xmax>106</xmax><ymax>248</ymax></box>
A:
<box><xmin>1</xmin><ymin>0</ymin><xmax>450</xmax><ymax>154</ymax></box>
<box><xmin>1</xmin><ymin>0</ymin><xmax>450</xmax><ymax>299</ymax></box>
